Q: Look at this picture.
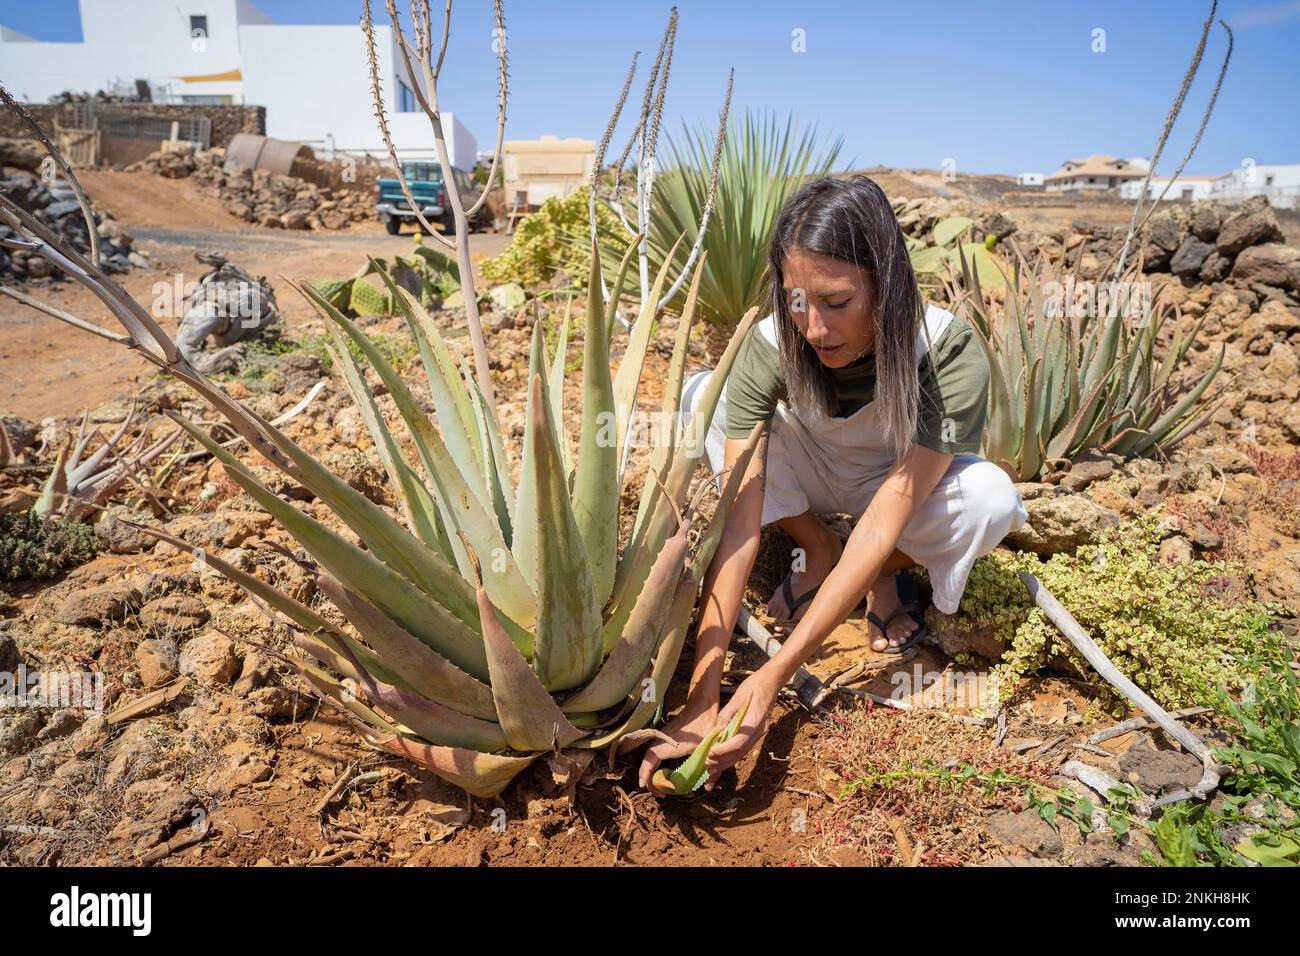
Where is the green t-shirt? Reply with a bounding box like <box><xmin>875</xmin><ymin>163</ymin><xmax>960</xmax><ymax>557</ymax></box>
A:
<box><xmin>723</xmin><ymin>309</ymin><xmax>989</xmax><ymax>455</ymax></box>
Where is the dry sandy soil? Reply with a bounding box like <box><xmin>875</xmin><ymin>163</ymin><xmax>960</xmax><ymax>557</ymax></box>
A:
<box><xmin>1</xmin><ymin>165</ymin><xmax>1296</xmax><ymax>868</ymax></box>
<box><xmin>0</xmin><ymin>169</ymin><xmax>509</xmax><ymax>421</ymax></box>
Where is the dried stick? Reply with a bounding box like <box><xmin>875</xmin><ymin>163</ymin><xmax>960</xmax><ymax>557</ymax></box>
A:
<box><xmin>588</xmin><ymin>9</ymin><xmax>730</xmax><ymax>320</ymax></box>
<box><xmin>590</xmin><ymin>52</ymin><xmax>640</xmax><ymax>248</ymax></box>
<box><xmin>1113</xmin><ymin>1</ymin><xmax>1218</xmax><ymax>277</ymax></box>
<box><xmin>1017</xmin><ymin>571</ymin><xmax>1223</xmax><ymax>801</ymax></box>
<box><xmin>655</xmin><ymin>70</ymin><xmax>731</xmax><ymax>310</ymax></box>
<box><xmin>464</xmin><ymin>0</ymin><xmax>508</xmax><ymax>219</ymax></box>
<box><xmin>1128</xmin><ymin>22</ymin><xmax>1233</xmax><ymax>241</ymax></box>
<box><xmin>1087</xmin><ymin>707</ymin><xmax>1212</xmax><ymax>746</ymax></box>
<box><xmin>0</xmin><ymin>283</ymin><xmax>128</xmax><ymax>343</ymax></box>
<box><xmin>364</xmin><ymin>0</ymin><xmax>442</xmax><ymax>240</ymax></box>
<box><xmin>1063</xmin><ymin>759</ymin><xmax>1154</xmax><ymax>819</ymax></box>
<box><xmin>139</xmin><ymin>825</ymin><xmax>210</xmax><ymax>864</ymax></box>
<box><xmin>365</xmin><ymin>0</ymin><xmax>503</xmax><ymax>411</ymax></box>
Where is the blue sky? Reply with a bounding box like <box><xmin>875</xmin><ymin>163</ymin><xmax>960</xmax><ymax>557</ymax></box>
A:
<box><xmin>2</xmin><ymin>0</ymin><xmax>1297</xmax><ymax>176</ymax></box>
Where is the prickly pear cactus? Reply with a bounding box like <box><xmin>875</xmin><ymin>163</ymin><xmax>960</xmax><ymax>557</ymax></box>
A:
<box><xmin>309</xmin><ymin>278</ymin><xmax>353</xmax><ymax>312</ymax></box>
<box><xmin>349</xmin><ymin>277</ymin><xmax>390</xmax><ymax>316</ymax></box>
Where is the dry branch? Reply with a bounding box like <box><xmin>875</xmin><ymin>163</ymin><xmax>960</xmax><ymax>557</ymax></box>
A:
<box><xmin>1017</xmin><ymin>571</ymin><xmax>1224</xmax><ymax>802</ymax></box>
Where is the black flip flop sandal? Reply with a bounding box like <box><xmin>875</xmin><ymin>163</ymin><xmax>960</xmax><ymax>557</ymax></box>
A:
<box><xmin>866</xmin><ymin>572</ymin><xmax>930</xmax><ymax>655</ymax></box>
<box><xmin>777</xmin><ymin>572</ymin><xmax>820</xmax><ymax>622</ymax></box>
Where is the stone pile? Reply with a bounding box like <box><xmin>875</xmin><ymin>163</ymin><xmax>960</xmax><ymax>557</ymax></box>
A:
<box><xmin>894</xmin><ymin>192</ymin><xmax>1298</xmax><ymax>304</ymax></box>
<box><xmin>1046</xmin><ymin>197</ymin><xmax>1296</xmax><ymax>296</ymax></box>
<box><xmin>126</xmin><ymin>147</ymin><xmax>373</xmax><ymax>231</ymax></box>
<box><xmin>0</xmin><ymin>172</ymin><xmax>146</xmax><ymax>283</ymax></box>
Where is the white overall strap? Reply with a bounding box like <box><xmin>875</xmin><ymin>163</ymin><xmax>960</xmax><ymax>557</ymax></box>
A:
<box><xmin>915</xmin><ymin>304</ymin><xmax>956</xmax><ymax>363</ymax></box>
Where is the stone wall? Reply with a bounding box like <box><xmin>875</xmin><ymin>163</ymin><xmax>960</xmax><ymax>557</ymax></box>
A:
<box><xmin>0</xmin><ymin>102</ymin><xmax>265</xmax><ymax>157</ymax></box>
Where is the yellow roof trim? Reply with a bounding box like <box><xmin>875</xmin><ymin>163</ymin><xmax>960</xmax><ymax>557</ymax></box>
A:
<box><xmin>176</xmin><ymin>68</ymin><xmax>243</xmax><ymax>83</ymax></box>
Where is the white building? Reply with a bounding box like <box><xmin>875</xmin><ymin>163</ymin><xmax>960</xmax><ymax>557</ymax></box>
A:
<box><xmin>1044</xmin><ymin>154</ymin><xmax>1148</xmax><ymax>193</ymax></box>
<box><xmin>1211</xmin><ymin>163</ymin><xmax>1300</xmax><ymax>210</ymax></box>
<box><xmin>0</xmin><ymin>0</ymin><xmax>477</xmax><ymax>168</ymax></box>
<box><xmin>1118</xmin><ymin>174</ymin><xmax>1222</xmax><ymax>202</ymax></box>
<box><xmin>1016</xmin><ymin>172</ymin><xmax>1044</xmax><ymax>187</ymax></box>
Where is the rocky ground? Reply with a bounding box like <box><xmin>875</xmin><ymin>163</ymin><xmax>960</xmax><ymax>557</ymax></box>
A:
<box><xmin>125</xmin><ymin>146</ymin><xmax>375</xmax><ymax>231</ymax></box>
<box><xmin>0</xmin><ymin>167</ymin><xmax>149</xmax><ymax>283</ymax></box>
<box><xmin>0</xmin><ymin>181</ymin><xmax>1297</xmax><ymax>867</ymax></box>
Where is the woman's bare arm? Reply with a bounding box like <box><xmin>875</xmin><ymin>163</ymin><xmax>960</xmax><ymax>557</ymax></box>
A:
<box><xmin>688</xmin><ymin>433</ymin><xmax>769</xmax><ymax>707</ymax></box>
<box><xmin>638</xmin><ymin>432</ymin><xmax>768</xmax><ymax>789</ymax></box>
<box><xmin>702</xmin><ymin>442</ymin><xmax>954</xmax><ymax>781</ymax></box>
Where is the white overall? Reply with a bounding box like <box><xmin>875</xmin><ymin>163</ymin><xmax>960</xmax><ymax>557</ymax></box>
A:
<box><xmin>682</xmin><ymin>305</ymin><xmax>1027</xmax><ymax>615</ymax></box>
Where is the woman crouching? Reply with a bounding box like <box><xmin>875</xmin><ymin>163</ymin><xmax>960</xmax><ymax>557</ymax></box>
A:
<box><xmin>640</xmin><ymin>175</ymin><xmax>1027</xmax><ymax>794</ymax></box>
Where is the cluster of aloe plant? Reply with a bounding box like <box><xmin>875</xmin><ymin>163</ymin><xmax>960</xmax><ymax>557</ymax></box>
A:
<box><xmin>193</xmin><ymin>247</ymin><xmax>760</xmax><ymax>795</ymax></box>
<box><xmin>948</xmin><ymin>247</ymin><xmax>1224</xmax><ymax>482</ymax></box>
<box><xmin>34</xmin><ymin>403</ymin><xmax>183</xmax><ymax>521</ymax></box>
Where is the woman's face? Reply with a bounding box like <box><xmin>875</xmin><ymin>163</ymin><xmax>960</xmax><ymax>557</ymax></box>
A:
<box><xmin>781</xmin><ymin>247</ymin><xmax>875</xmax><ymax>368</ymax></box>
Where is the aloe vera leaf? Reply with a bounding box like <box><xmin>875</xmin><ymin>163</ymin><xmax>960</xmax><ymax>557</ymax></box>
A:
<box><xmin>604</xmin><ymin>238</ymin><xmax>641</xmax><ymax>344</ymax></box>
<box><xmin>664</xmin><ymin>697</ymin><xmax>752</xmax><ymax>794</ymax></box>
<box><xmin>571</xmin><ymin>239</ymin><xmax>620</xmax><ymax>609</ymax></box>
<box><xmin>300</xmin><ymin>281</ymin><xmax>537</xmax><ymax>630</ymax></box>
<box><xmin>608</xmin><ymin>307</ymin><xmax>759</xmax><ymax>635</ymax></box>
<box><xmin>561</xmin><ymin>534</ymin><xmax>688</xmax><ymax>714</ymax></box>
<box><xmin>316</xmin><ymin>574</ymin><xmax>503</xmax><ymax>719</ymax></box>
<box><xmin>547</xmin><ymin>296</ymin><xmax>575</xmax><ymax>481</ymax></box>
<box><xmin>612</xmin><ymin>233</ymin><xmax>685</xmax><ymax>469</ymax></box>
<box><xmin>170</xmin><ymin>416</ymin><xmax>491</xmax><ymax>680</ymax></box>
<box><xmin>359</xmin><ymin>731</ymin><xmax>539</xmax><ymax>798</ymax></box>
<box><xmin>476</xmin><ymin>586</ymin><xmax>586</xmax><ymax>751</ymax></box>
<box><xmin>519</xmin><ymin>373</ymin><xmax>604</xmax><ymax>690</ymax></box>
<box><xmin>579</xmin><ymin>575</ymin><xmax>698</xmax><ymax>750</ymax></box>
<box><xmin>628</xmin><ymin>252</ymin><xmax>704</xmax><ymax>549</ymax></box>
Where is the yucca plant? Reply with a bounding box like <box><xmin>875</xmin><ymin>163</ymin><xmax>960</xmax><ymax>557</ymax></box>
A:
<box><xmin>949</xmin><ymin>246</ymin><xmax>1224</xmax><ymax>482</ymax></box>
<box><xmin>617</xmin><ymin>110</ymin><xmax>843</xmax><ymax>324</ymax></box>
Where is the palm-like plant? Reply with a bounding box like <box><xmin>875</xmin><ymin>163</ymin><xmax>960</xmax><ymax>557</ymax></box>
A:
<box><xmin>622</xmin><ymin>110</ymin><xmax>843</xmax><ymax>324</ymax></box>
<box><xmin>949</xmin><ymin>247</ymin><xmax>1224</xmax><ymax>482</ymax></box>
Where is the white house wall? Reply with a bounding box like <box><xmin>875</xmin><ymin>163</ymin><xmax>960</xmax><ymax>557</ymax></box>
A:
<box><xmin>237</xmin><ymin>23</ymin><xmax>390</xmax><ymax>150</ymax></box>
<box><xmin>1</xmin><ymin>1</ymin><xmax>477</xmax><ymax>169</ymax></box>
<box><xmin>1118</xmin><ymin>178</ymin><xmax>1217</xmax><ymax>201</ymax></box>
<box><xmin>0</xmin><ymin>0</ymin><xmax>248</xmax><ymax>103</ymax></box>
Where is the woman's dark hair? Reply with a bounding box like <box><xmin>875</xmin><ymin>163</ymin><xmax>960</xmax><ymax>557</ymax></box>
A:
<box><xmin>768</xmin><ymin>175</ymin><xmax>924</xmax><ymax>455</ymax></box>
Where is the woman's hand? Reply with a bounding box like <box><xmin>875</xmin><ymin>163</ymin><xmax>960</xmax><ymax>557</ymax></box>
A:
<box><xmin>699</xmin><ymin>665</ymin><xmax>783</xmax><ymax>790</ymax></box>
<box><xmin>638</xmin><ymin>696</ymin><xmax>718</xmax><ymax>796</ymax></box>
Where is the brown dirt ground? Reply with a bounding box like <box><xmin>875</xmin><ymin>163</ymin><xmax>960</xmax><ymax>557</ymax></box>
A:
<box><xmin>2</xmin><ymin>165</ymin><xmax>1296</xmax><ymax>868</ymax></box>
<box><xmin>0</xmin><ymin>170</ymin><xmax>509</xmax><ymax>421</ymax></box>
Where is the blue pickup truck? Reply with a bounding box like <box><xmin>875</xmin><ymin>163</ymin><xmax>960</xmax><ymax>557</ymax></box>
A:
<box><xmin>374</xmin><ymin>161</ymin><xmax>483</xmax><ymax>236</ymax></box>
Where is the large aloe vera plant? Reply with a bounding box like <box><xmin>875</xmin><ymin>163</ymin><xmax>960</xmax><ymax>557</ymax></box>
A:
<box><xmin>950</xmin><ymin>248</ymin><xmax>1224</xmax><ymax>482</ymax></box>
<box><xmin>162</xmin><ymin>249</ymin><xmax>761</xmax><ymax>796</ymax></box>
<box><xmin>2</xmin><ymin>151</ymin><xmax>761</xmax><ymax>794</ymax></box>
